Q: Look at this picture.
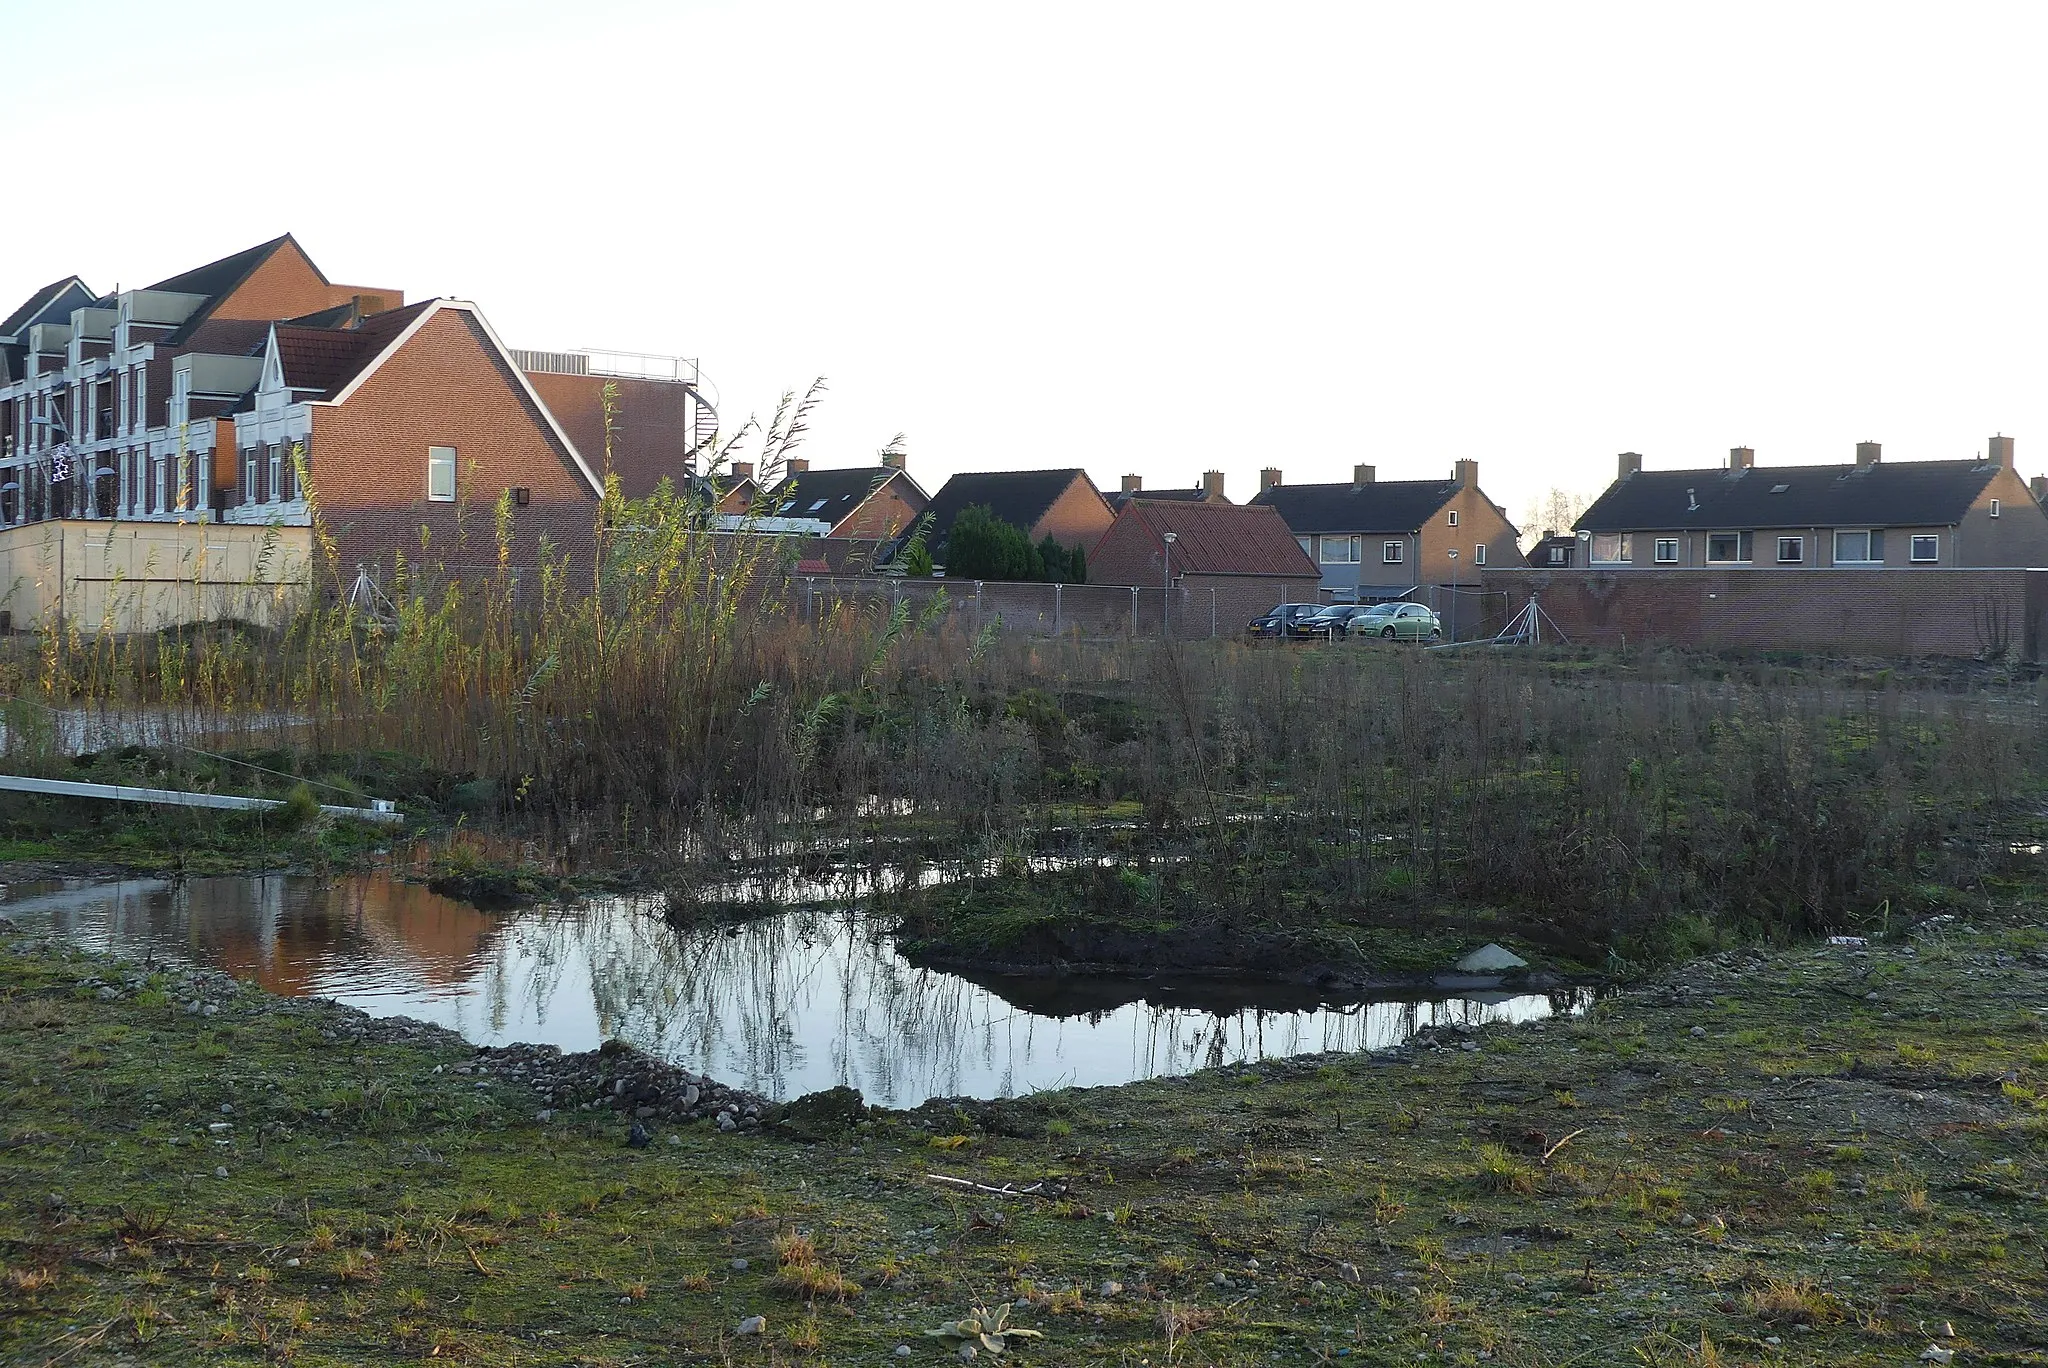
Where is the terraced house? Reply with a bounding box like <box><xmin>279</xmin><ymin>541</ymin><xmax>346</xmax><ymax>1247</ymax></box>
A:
<box><xmin>1249</xmin><ymin>461</ymin><xmax>1522</xmax><ymax>601</ymax></box>
<box><xmin>0</xmin><ymin>236</ymin><xmax>713</xmax><ymax>594</ymax></box>
<box><xmin>1575</xmin><ymin>440</ymin><xmax>2048</xmax><ymax>569</ymax></box>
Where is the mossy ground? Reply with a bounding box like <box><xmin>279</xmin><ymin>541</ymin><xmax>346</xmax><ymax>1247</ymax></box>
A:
<box><xmin>4</xmin><ymin>914</ymin><xmax>2046</xmax><ymax>1366</ymax></box>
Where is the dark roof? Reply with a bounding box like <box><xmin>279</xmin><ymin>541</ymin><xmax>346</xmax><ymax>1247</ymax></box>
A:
<box><xmin>1577</xmin><ymin>459</ymin><xmax>2006</xmax><ymax>533</ymax></box>
<box><xmin>305</xmin><ymin>300</ymin><xmax>437</xmax><ymax>399</ymax></box>
<box><xmin>1113</xmin><ymin>500</ymin><xmax>1319</xmax><ymax>577</ymax></box>
<box><xmin>925</xmin><ymin>469</ymin><xmax>1099</xmax><ymax>543</ymax></box>
<box><xmin>281</xmin><ymin>302</ymin><xmax>362</xmax><ymax>329</ymax></box>
<box><xmin>1250</xmin><ymin>478</ymin><xmax>1462</xmax><ymax>535</ymax></box>
<box><xmin>0</xmin><ymin>276</ymin><xmax>93</xmax><ymax>339</ymax></box>
<box><xmin>760</xmin><ymin>466</ymin><xmax>900</xmax><ymax>527</ymax></box>
<box><xmin>272</xmin><ymin>325</ymin><xmax>373</xmax><ymax>396</ymax></box>
<box><xmin>146</xmin><ymin>234</ymin><xmax>301</xmax><ymax>299</ymax></box>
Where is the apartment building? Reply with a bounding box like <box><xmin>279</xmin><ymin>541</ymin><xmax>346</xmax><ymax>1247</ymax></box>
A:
<box><xmin>0</xmin><ymin>236</ymin><xmax>713</xmax><ymax>582</ymax></box>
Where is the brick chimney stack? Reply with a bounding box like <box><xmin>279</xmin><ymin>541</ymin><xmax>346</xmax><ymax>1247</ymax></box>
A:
<box><xmin>1121</xmin><ymin>474</ymin><xmax>1141</xmax><ymax>493</ymax></box>
<box><xmin>1453</xmin><ymin>459</ymin><xmax>1478</xmax><ymax>486</ymax></box>
<box><xmin>1990</xmin><ymin>434</ymin><xmax>2016</xmax><ymax>469</ymax></box>
<box><xmin>1202</xmin><ymin>470</ymin><xmax>1225</xmax><ymax>499</ymax></box>
<box><xmin>787</xmin><ymin>457</ymin><xmax>810</xmax><ymax>476</ymax></box>
<box><xmin>1619</xmin><ymin>452</ymin><xmax>1643</xmax><ymax>477</ymax></box>
<box><xmin>1855</xmin><ymin>441</ymin><xmax>1881</xmax><ymax>468</ymax></box>
<box><xmin>1260</xmin><ymin>467</ymin><xmax>1282</xmax><ymax>492</ymax></box>
<box><xmin>880</xmin><ymin>450</ymin><xmax>905</xmax><ymax>471</ymax></box>
<box><xmin>1729</xmin><ymin>447</ymin><xmax>1754</xmax><ymax>470</ymax></box>
<box><xmin>1353</xmin><ymin>464</ymin><xmax>1375</xmax><ymax>488</ymax></box>
<box><xmin>731</xmin><ymin>460</ymin><xmax>754</xmax><ymax>482</ymax></box>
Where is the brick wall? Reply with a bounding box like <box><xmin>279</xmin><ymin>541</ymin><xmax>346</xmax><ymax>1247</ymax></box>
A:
<box><xmin>205</xmin><ymin>240</ymin><xmax>400</xmax><ymax>325</ymax></box>
<box><xmin>832</xmin><ymin>473</ymin><xmax>926</xmax><ymax>541</ymax></box>
<box><xmin>523</xmin><ymin>370</ymin><xmax>693</xmax><ymax>498</ymax></box>
<box><xmin>1483</xmin><ymin>566</ymin><xmax>2048</xmax><ymax>659</ymax></box>
<box><xmin>310</xmin><ymin>308</ymin><xmax>599</xmax><ymax>584</ymax></box>
<box><xmin>788</xmin><ymin>574</ymin><xmax>1321</xmax><ymax>638</ymax></box>
<box><xmin>1034</xmin><ymin>476</ymin><xmax>1114</xmax><ymax>551</ymax></box>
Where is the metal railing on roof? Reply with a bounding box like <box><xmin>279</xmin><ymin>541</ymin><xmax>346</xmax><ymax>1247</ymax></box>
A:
<box><xmin>509</xmin><ymin>347</ymin><xmax>702</xmax><ymax>385</ymax></box>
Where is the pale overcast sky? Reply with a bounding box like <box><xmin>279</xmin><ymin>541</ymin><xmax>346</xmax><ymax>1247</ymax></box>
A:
<box><xmin>7</xmin><ymin>1</ymin><xmax>2044</xmax><ymax>525</ymax></box>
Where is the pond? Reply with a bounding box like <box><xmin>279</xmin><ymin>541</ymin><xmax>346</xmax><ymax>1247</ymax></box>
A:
<box><xmin>4</xmin><ymin>874</ymin><xmax>1590</xmax><ymax>1107</ymax></box>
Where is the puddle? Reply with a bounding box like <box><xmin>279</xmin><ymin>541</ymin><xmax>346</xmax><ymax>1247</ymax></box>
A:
<box><xmin>5</xmin><ymin>874</ymin><xmax>1589</xmax><ymax>1106</ymax></box>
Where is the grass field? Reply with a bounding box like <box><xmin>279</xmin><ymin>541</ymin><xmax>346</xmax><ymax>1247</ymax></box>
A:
<box><xmin>5</xmin><ymin>907</ymin><xmax>2044</xmax><ymax>1366</ymax></box>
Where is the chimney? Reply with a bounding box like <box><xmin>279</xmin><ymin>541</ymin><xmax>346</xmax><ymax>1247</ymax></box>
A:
<box><xmin>1729</xmin><ymin>446</ymin><xmax>1754</xmax><ymax>470</ymax></box>
<box><xmin>2032</xmin><ymin>475</ymin><xmax>2048</xmax><ymax>504</ymax></box>
<box><xmin>785</xmin><ymin>457</ymin><xmax>810</xmax><ymax>477</ymax></box>
<box><xmin>1541</xmin><ymin>528</ymin><xmax>1555</xmax><ymax>542</ymax></box>
<box><xmin>879</xmin><ymin>450</ymin><xmax>905</xmax><ymax>471</ymax></box>
<box><xmin>1202</xmin><ymin>469</ymin><xmax>1225</xmax><ymax>499</ymax></box>
<box><xmin>1618</xmin><ymin>451</ymin><xmax>1642</xmax><ymax>477</ymax></box>
<box><xmin>1260</xmin><ymin>467</ymin><xmax>1282</xmax><ymax>492</ymax></box>
<box><xmin>1990</xmin><ymin>434</ymin><xmax>2016</xmax><ymax>470</ymax></box>
<box><xmin>1453</xmin><ymin>458</ymin><xmax>1478</xmax><ymax>486</ymax></box>
<box><xmin>731</xmin><ymin>460</ymin><xmax>754</xmax><ymax>482</ymax></box>
<box><xmin>1855</xmin><ymin>441</ymin><xmax>1881</xmax><ymax>468</ymax></box>
<box><xmin>1121</xmin><ymin>474</ymin><xmax>1141</xmax><ymax>494</ymax></box>
<box><xmin>1352</xmin><ymin>463</ymin><xmax>1375</xmax><ymax>488</ymax></box>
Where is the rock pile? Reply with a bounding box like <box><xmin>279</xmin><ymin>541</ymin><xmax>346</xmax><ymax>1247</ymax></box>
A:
<box><xmin>476</xmin><ymin>1039</ymin><xmax>776</xmax><ymax>1133</ymax></box>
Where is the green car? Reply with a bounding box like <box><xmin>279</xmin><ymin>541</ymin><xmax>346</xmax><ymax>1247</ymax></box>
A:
<box><xmin>1348</xmin><ymin>601</ymin><xmax>1442</xmax><ymax>642</ymax></box>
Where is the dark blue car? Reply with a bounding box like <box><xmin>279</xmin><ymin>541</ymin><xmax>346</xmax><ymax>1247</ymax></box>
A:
<box><xmin>1247</xmin><ymin>603</ymin><xmax>1321</xmax><ymax>639</ymax></box>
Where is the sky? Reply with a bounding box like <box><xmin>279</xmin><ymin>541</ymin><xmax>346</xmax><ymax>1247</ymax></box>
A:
<box><xmin>7</xmin><ymin>0</ymin><xmax>2045</xmax><ymax>529</ymax></box>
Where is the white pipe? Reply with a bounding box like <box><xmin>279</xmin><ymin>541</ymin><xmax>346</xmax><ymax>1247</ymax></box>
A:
<box><xmin>0</xmin><ymin>773</ymin><xmax>402</xmax><ymax>823</ymax></box>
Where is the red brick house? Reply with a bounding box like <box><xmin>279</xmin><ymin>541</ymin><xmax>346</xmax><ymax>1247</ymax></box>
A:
<box><xmin>1090</xmin><ymin>499</ymin><xmax>1322</xmax><ymax>629</ymax></box>
<box><xmin>746</xmin><ymin>455</ymin><xmax>930</xmax><ymax>542</ymax></box>
<box><xmin>921</xmin><ymin>468</ymin><xmax>1114</xmax><ymax>561</ymax></box>
<box><xmin>0</xmin><ymin>235</ymin><xmax>711</xmax><ymax>588</ymax></box>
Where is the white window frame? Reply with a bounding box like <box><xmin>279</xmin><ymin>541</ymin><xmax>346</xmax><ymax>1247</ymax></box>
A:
<box><xmin>1705</xmin><ymin>532</ymin><xmax>1749</xmax><ymax>564</ymax></box>
<box><xmin>245</xmin><ymin>449</ymin><xmax>258</xmax><ymax>505</ymax></box>
<box><xmin>1320</xmin><ymin>534</ymin><xmax>1361</xmax><ymax>564</ymax></box>
<box><xmin>1833</xmin><ymin>529</ymin><xmax>1879</xmax><ymax>565</ymax></box>
<box><xmin>1588</xmin><ymin>532</ymin><xmax>1632</xmax><ymax>565</ymax></box>
<box><xmin>153</xmin><ymin>454</ymin><xmax>167</xmax><ymax>514</ymax></box>
<box><xmin>1447</xmin><ymin>509</ymin><xmax>1459</xmax><ymax>527</ymax></box>
<box><xmin>427</xmin><ymin>446</ymin><xmax>457</xmax><ymax>503</ymax></box>
<box><xmin>1381</xmin><ymin>540</ymin><xmax>1404</xmax><ymax>565</ymax></box>
<box><xmin>1473</xmin><ymin>543</ymin><xmax>1486</xmax><ymax>566</ymax></box>
<box><xmin>1653</xmin><ymin>538</ymin><xmax>1678</xmax><ymax>564</ymax></box>
<box><xmin>1776</xmin><ymin>535</ymin><xmax>1804</xmax><ymax>564</ymax></box>
<box><xmin>267</xmin><ymin>444</ymin><xmax>283</xmax><ymax>504</ymax></box>
<box><xmin>1910</xmin><ymin>533</ymin><xmax>1940</xmax><ymax>564</ymax></box>
<box><xmin>1547</xmin><ymin>545</ymin><xmax>1568</xmax><ymax>565</ymax></box>
<box><xmin>1990</xmin><ymin>498</ymin><xmax>2001</xmax><ymax>518</ymax></box>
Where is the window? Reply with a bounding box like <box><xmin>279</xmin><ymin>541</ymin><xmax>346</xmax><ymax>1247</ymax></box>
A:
<box><xmin>1654</xmin><ymin>538</ymin><xmax>1679</xmax><ymax>564</ymax></box>
<box><xmin>1991</xmin><ymin>498</ymin><xmax>2002</xmax><ymax>518</ymax></box>
<box><xmin>244</xmin><ymin>450</ymin><xmax>259</xmax><ymax>506</ymax></box>
<box><xmin>1320</xmin><ymin>534</ymin><xmax>1360</xmax><ymax>564</ymax></box>
<box><xmin>1382</xmin><ymin>541</ymin><xmax>1404</xmax><ymax>564</ymax></box>
<box><xmin>153</xmin><ymin>455</ymin><xmax>167</xmax><ymax>514</ymax></box>
<box><xmin>267</xmin><ymin>445</ymin><xmax>282</xmax><ymax>504</ymax></box>
<box><xmin>1589</xmin><ymin>532</ymin><xmax>1632</xmax><ymax>564</ymax></box>
<box><xmin>1833</xmin><ymin>530</ymin><xmax>1882</xmax><ymax>564</ymax></box>
<box><xmin>1547</xmin><ymin>545</ymin><xmax>1568</xmax><ymax>565</ymax></box>
<box><xmin>1706</xmin><ymin>532</ymin><xmax>1752</xmax><ymax>563</ymax></box>
<box><xmin>1910</xmin><ymin>534</ymin><xmax>1939</xmax><ymax>563</ymax></box>
<box><xmin>1447</xmin><ymin>509</ymin><xmax>1459</xmax><ymax>527</ymax></box>
<box><xmin>427</xmin><ymin>446</ymin><xmax>457</xmax><ymax>502</ymax></box>
<box><xmin>1776</xmin><ymin>536</ymin><xmax>1804</xmax><ymax>564</ymax></box>
<box><xmin>1473</xmin><ymin>543</ymin><xmax>1486</xmax><ymax>566</ymax></box>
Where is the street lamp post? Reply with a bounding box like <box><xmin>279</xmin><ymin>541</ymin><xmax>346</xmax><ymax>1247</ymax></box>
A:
<box><xmin>1446</xmin><ymin>548</ymin><xmax>1459</xmax><ymax>643</ymax></box>
<box><xmin>1161</xmin><ymin>531</ymin><xmax>1178</xmax><ymax>638</ymax></box>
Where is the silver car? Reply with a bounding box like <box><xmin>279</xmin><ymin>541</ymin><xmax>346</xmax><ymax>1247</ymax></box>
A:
<box><xmin>1348</xmin><ymin>602</ymin><xmax>1443</xmax><ymax>642</ymax></box>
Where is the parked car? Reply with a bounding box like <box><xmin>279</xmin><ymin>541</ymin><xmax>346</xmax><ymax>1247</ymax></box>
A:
<box><xmin>1349</xmin><ymin>601</ymin><xmax>1443</xmax><ymax>642</ymax></box>
<box><xmin>1290</xmin><ymin>604</ymin><xmax>1375</xmax><ymax>640</ymax></box>
<box><xmin>1247</xmin><ymin>603</ymin><xmax>1321</xmax><ymax>639</ymax></box>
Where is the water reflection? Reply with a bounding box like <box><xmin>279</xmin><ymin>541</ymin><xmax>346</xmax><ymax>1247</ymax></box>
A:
<box><xmin>4</xmin><ymin>874</ymin><xmax>1587</xmax><ymax>1106</ymax></box>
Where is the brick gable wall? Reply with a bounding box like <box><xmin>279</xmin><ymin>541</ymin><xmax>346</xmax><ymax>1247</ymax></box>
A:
<box><xmin>308</xmin><ymin>309</ymin><xmax>598</xmax><ymax>585</ymax></box>
<box><xmin>830</xmin><ymin>473</ymin><xmax>926</xmax><ymax>541</ymax></box>
<box><xmin>1030</xmin><ymin>476</ymin><xmax>1114</xmax><ymax>551</ymax></box>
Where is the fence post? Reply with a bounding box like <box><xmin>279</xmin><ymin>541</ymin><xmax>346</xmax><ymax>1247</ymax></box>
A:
<box><xmin>805</xmin><ymin>576</ymin><xmax>815</xmax><ymax>623</ymax></box>
<box><xmin>1053</xmin><ymin>581</ymin><xmax>1062</xmax><ymax>636</ymax></box>
<box><xmin>975</xmin><ymin>581</ymin><xmax>985</xmax><ymax>631</ymax></box>
<box><xmin>1129</xmin><ymin>585</ymin><xmax>1138</xmax><ymax>637</ymax></box>
<box><xmin>1210</xmin><ymin>588</ymin><xmax>1217</xmax><ymax>638</ymax></box>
